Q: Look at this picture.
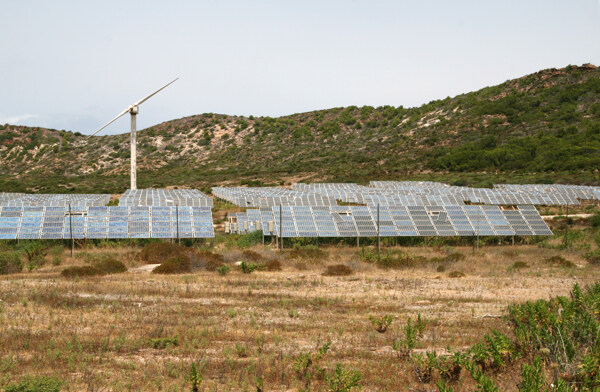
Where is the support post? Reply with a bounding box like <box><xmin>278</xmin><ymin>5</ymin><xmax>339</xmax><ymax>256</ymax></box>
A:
<box><xmin>69</xmin><ymin>202</ymin><xmax>74</xmax><ymax>257</ymax></box>
<box><xmin>130</xmin><ymin>111</ymin><xmax>137</xmax><ymax>190</ymax></box>
<box><xmin>176</xmin><ymin>204</ymin><xmax>180</xmax><ymax>245</ymax></box>
<box><xmin>564</xmin><ymin>202</ymin><xmax>569</xmax><ymax>248</ymax></box>
<box><xmin>476</xmin><ymin>206</ymin><xmax>480</xmax><ymax>251</ymax></box>
<box><xmin>279</xmin><ymin>205</ymin><xmax>282</xmax><ymax>251</ymax></box>
<box><xmin>377</xmin><ymin>204</ymin><xmax>381</xmax><ymax>262</ymax></box>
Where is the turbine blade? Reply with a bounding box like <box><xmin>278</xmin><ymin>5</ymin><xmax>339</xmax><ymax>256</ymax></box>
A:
<box><xmin>88</xmin><ymin>107</ymin><xmax>130</xmax><ymax>137</ymax></box>
<box><xmin>134</xmin><ymin>78</ymin><xmax>179</xmax><ymax>106</ymax></box>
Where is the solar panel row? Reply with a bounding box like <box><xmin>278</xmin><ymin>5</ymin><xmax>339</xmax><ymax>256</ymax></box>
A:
<box><xmin>0</xmin><ymin>193</ymin><xmax>110</xmax><ymax>207</ymax></box>
<box><xmin>228</xmin><ymin>205</ymin><xmax>552</xmax><ymax>238</ymax></box>
<box><xmin>119</xmin><ymin>189</ymin><xmax>213</xmax><ymax>207</ymax></box>
<box><xmin>0</xmin><ymin>206</ymin><xmax>214</xmax><ymax>239</ymax></box>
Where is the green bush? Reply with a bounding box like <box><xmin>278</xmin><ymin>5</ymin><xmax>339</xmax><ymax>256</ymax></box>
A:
<box><xmin>3</xmin><ymin>375</ymin><xmax>62</xmax><ymax>392</ymax></box>
<box><xmin>236</xmin><ymin>230</ymin><xmax>263</xmax><ymax>248</ymax></box>
<box><xmin>240</xmin><ymin>260</ymin><xmax>263</xmax><ymax>274</ymax></box>
<box><xmin>216</xmin><ymin>265</ymin><xmax>230</xmax><ymax>276</ymax></box>
<box><xmin>589</xmin><ymin>213</ymin><xmax>600</xmax><ymax>228</ymax></box>
<box><xmin>0</xmin><ymin>251</ymin><xmax>23</xmax><ymax>275</ymax></box>
<box><xmin>369</xmin><ymin>314</ymin><xmax>393</xmax><ymax>333</ymax></box>
<box><xmin>149</xmin><ymin>335</ymin><xmax>179</xmax><ymax>349</ymax></box>
<box><xmin>325</xmin><ymin>363</ymin><xmax>361</xmax><ymax>392</ymax></box>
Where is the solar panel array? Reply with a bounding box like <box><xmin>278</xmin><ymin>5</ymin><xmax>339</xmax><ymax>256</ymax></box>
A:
<box><xmin>212</xmin><ymin>187</ymin><xmax>338</xmax><ymax>207</ymax></box>
<box><xmin>0</xmin><ymin>206</ymin><xmax>214</xmax><ymax>240</ymax></box>
<box><xmin>0</xmin><ymin>193</ymin><xmax>110</xmax><ymax>207</ymax></box>
<box><xmin>228</xmin><ymin>205</ymin><xmax>552</xmax><ymax>237</ymax></box>
<box><xmin>119</xmin><ymin>189</ymin><xmax>213</xmax><ymax>207</ymax></box>
<box><xmin>494</xmin><ymin>184</ymin><xmax>600</xmax><ymax>202</ymax></box>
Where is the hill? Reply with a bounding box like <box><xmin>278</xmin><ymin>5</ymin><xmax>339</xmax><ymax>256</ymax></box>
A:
<box><xmin>1</xmin><ymin>63</ymin><xmax>599</xmax><ymax>193</ymax></box>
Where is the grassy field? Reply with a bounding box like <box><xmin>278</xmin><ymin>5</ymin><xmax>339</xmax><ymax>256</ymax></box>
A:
<box><xmin>1</xmin><ymin>229</ymin><xmax>599</xmax><ymax>391</ymax></box>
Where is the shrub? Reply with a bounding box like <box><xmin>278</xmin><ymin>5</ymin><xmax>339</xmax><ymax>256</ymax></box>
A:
<box><xmin>196</xmin><ymin>250</ymin><xmax>224</xmax><ymax>271</ymax></box>
<box><xmin>585</xmin><ymin>250</ymin><xmax>600</xmax><ymax>265</ymax></box>
<box><xmin>392</xmin><ymin>314</ymin><xmax>425</xmax><ymax>357</ymax></box>
<box><xmin>139</xmin><ymin>242</ymin><xmax>187</xmax><ymax>264</ymax></box>
<box><xmin>323</xmin><ymin>264</ymin><xmax>353</xmax><ymax>276</ymax></box>
<box><xmin>240</xmin><ymin>260</ymin><xmax>263</xmax><ymax>274</ymax></box>
<box><xmin>4</xmin><ymin>375</ymin><xmax>62</xmax><ymax>392</ymax></box>
<box><xmin>217</xmin><ymin>265</ymin><xmax>230</xmax><ymax>276</ymax></box>
<box><xmin>152</xmin><ymin>255</ymin><xmax>191</xmax><ymax>274</ymax></box>
<box><xmin>448</xmin><ymin>271</ymin><xmax>465</xmax><ymax>278</ymax></box>
<box><xmin>544</xmin><ymin>255</ymin><xmax>576</xmax><ymax>268</ymax></box>
<box><xmin>369</xmin><ymin>315</ymin><xmax>393</xmax><ymax>333</ymax></box>
<box><xmin>49</xmin><ymin>246</ymin><xmax>63</xmax><ymax>266</ymax></box>
<box><xmin>289</xmin><ymin>245</ymin><xmax>328</xmax><ymax>260</ymax></box>
<box><xmin>445</xmin><ymin>252</ymin><xmax>465</xmax><ymax>263</ymax></box>
<box><xmin>22</xmin><ymin>242</ymin><xmax>48</xmax><ymax>270</ymax></box>
<box><xmin>188</xmin><ymin>362</ymin><xmax>202</xmax><ymax>392</ymax></box>
<box><xmin>235</xmin><ymin>343</ymin><xmax>249</xmax><ymax>358</ymax></box>
<box><xmin>236</xmin><ymin>230</ymin><xmax>263</xmax><ymax>248</ymax></box>
<box><xmin>94</xmin><ymin>257</ymin><xmax>127</xmax><ymax>274</ymax></box>
<box><xmin>241</xmin><ymin>249</ymin><xmax>263</xmax><ymax>262</ymax></box>
<box><xmin>0</xmin><ymin>251</ymin><xmax>23</xmax><ymax>275</ymax></box>
<box><xmin>265</xmin><ymin>259</ymin><xmax>282</xmax><ymax>271</ymax></box>
<box><xmin>149</xmin><ymin>335</ymin><xmax>179</xmax><ymax>349</ymax></box>
<box><xmin>325</xmin><ymin>363</ymin><xmax>361</xmax><ymax>392</ymax></box>
<box><xmin>294</xmin><ymin>342</ymin><xmax>331</xmax><ymax>391</ymax></box>
<box><xmin>61</xmin><ymin>266</ymin><xmax>104</xmax><ymax>278</ymax></box>
<box><xmin>589</xmin><ymin>213</ymin><xmax>600</xmax><ymax>228</ymax></box>
<box><xmin>511</xmin><ymin>261</ymin><xmax>529</xmax><ymax>269</ymax></box>
<box><xmin>436</xmin><ymin>265</ymin><xmax>446</xmax><ymax>273</ymax></box>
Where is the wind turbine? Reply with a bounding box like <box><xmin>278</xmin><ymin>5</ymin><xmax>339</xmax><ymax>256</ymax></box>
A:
<box><xmin>90</xmin><ymin>78</ymin><xmax>178</xmax><ymax>190</ymax></box>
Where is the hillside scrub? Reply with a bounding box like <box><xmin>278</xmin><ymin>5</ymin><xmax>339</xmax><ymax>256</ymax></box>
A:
<box><xmin>2</xmin><ymin>65</ymin><xmax>600</xmax><ymax>192</ymax></box>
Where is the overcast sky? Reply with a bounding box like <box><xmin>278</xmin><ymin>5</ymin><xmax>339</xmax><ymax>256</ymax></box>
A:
<box><xmin>1</xmin><ymin>0</ymin><xmax>599</xmax><ymax>135</ymax></box>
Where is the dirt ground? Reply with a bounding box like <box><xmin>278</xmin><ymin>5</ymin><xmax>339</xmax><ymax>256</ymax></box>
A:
<box><xmin>0</xmin><ymin>243</ymin><xmax>597</xmax><ymax>391</ymax></box>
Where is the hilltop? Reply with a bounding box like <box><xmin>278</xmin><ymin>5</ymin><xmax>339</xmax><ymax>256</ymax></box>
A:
<box><xmin>1</xmin><ymin>63</ymin><xmax>599</xmax><ymax>193</ymax></box>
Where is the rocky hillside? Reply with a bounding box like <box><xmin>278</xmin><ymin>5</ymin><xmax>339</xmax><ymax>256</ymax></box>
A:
<box><xmin>1</xmin><ymin>64</ymin><xmax>599</xmax><ymax>193</ymax></box>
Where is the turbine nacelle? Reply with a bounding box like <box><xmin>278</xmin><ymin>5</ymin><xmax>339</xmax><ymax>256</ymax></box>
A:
<box><xmin>129</xmin><ymin>105</ymin><xmax>139</xmax><ymax>115</ymax></box>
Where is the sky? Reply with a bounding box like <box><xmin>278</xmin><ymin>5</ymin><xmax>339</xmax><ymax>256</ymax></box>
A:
<box><xmin>1</xmin><ymin>0</ymin><xmax>599</xmax><ymax>135</ymax></box>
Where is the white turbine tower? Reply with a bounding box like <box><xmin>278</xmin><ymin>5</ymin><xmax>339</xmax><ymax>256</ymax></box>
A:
<box><xmin>90</xmin><ymin>78</ymin><xmax>178</xmax><ymax>190</ymax></box>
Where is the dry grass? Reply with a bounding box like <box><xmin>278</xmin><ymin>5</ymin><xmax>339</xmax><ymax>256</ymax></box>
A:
<box><xmin>0</xmin><ymin>244</ymin><xmax>598</xmax><ymax>391</ymax></box>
